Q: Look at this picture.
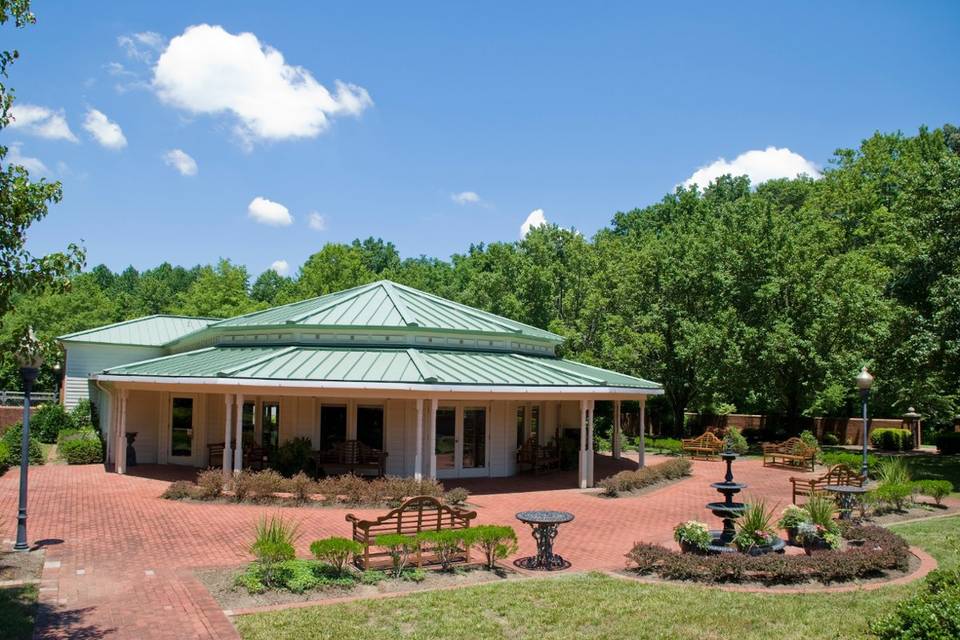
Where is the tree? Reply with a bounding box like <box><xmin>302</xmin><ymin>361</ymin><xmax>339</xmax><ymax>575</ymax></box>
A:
<box><xmin>251</xmin><ymin>268</ymin><xmax>295</xmax><ymax>305</ymax></box>
<box><xmin>297</xmin><ymin>243</ymin><xmax>376</xmax><ymax>297</ymax></box>
<box><xmin>175</xmin><ymin>259</ymin><xmax>259</xmax><ymax>318</ymax></box>
<box><xmin>0</xmin><ymin>0</ymin><xmax>84</xmax><ymax>318</ymax></box>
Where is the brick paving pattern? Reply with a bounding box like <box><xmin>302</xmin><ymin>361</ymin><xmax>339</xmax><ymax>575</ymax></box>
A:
<box><xmin>0</xmin><ymin>454</ymin><xmax>864</xmax><ymax>639</ymax></box>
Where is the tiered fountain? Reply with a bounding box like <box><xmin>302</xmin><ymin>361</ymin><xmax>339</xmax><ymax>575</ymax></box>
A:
<box><xmin>704</xmin><ymin>448</ymin><xmax>784</xmax><ymax>554</ymax></box>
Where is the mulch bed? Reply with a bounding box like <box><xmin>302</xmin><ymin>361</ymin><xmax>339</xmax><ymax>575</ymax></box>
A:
<box><xmin>0</xmin><ymin>546</ymin><xmax>44</xmax><ymax>584</ymax></box>
<box><xmin>196</xmin><ymin>563</ymin><xmax>523</xmax><ymax>611</ymax></box>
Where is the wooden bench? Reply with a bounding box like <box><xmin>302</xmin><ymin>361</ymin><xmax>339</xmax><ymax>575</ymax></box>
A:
<box><xmin>763</xmin><ymin>437</ymin><xmax>817</xmax><ymax>471</ymax></box>
<box><xmin>314</xmin><ymin>440</ymin><xmax>387</xmax><ymax>478</ymax></box>
<box><xmin>517</xmin><ymin>436</ymin><xmax>560</xmax><ymax>473</ymax></box>
<box><xmin>791</xmin><ymin>463</ymin><xmax>865</xmax><ymax>504</ymax></box>
<box><xmin>206</xmin><ymin>442</ymin><xmax>269</xmax><ymax>471</ymax></box>
<box><xmin>681</xmin><ymin>432</ymin><xmax>724</xmax><ymax>459</ymax></box>
<box><xmin>346</xmin><ymin>496</ymin><xmax>477</xmax><ymax>569</ymax></box>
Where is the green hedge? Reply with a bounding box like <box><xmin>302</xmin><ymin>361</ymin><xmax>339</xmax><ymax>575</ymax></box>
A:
<box><xmin>58</xmin><ymin>429</ymin><xmax>104</xmax><ymax>465</ymax></box>
<box><xmin>870</xmin><ymin>428</ymin><xmax>914</xmax><ymax>451</ymax></box>
<box><xmin>0</xmin><ymin>422</ymin><xmax>44</xmax><ymax>466</ymax></box>
<box><xmin>936</xmin><ymin>432</ymin><xmax>960</xmax><ymax>455</ymax></box>
<box><xmin>0</xmin><ymin>440</ymin><xmax>9</xmax><ymax>475</ymax></box>
<box><xmin>31</xmin><ymin>403</ymin><xmax>76</xmax><ymax>444</ymax></box>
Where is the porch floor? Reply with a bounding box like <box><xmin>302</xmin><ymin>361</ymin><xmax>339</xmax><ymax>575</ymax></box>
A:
<box><xmin>1</xmin><ymin>453</ymin><xmax>846</xmax><ymax>639</ymax></box>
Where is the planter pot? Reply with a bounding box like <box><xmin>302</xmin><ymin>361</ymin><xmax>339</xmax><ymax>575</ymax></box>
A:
<box><xmin>786</xmin><ymin>527</ymin><xmax>799</xmax><ymax>546</ymax></box>
<box><xmin>679</xmin><ymin>540</ymin><xmax>706</xmax><ymax>554</ymax></box>
<box><xmin>802</xmin><ymin>537</ymin><xmax>831</xmax><ymax>555</ymax></box>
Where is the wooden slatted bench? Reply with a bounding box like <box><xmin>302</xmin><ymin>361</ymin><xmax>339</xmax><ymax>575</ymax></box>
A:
<box><xmin>517</xmin><ymin>437</ymin><xmax>560</xmax><ymax>473</ymax></box>
<box><xmin>206</xmin><ymin>442</ymin><xmax>269</xmax><ymax>470</ymax></box>
<box><xmin>763</xmin><ymin>437</ymin><xmax>817</xmax><ymax>471</ymax></box>
<box><xmin>681</xmin><ymin>432</ymin><xmax>724</xmax><ymax>459</ymax></box>
<box><xmin>314</xmin><ymin>440</ymin><xmax>387</xmax><ymax>478</ymax></box>
<box><xmin>346</xmin><ymin>496</ymin><xmax>477</xmax><ymax>569</ymax></box>
<box><xmin>791</xmin><ymin>463</ymin><xmax>865</xmax><ymax>504</ymax></box>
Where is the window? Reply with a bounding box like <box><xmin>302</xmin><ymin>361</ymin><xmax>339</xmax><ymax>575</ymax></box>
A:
<box><xmin>261</xmin><ymin>402</ymin><xmax>280</xmax><ymax>452</ymax></box>
<box><xmin>242</xmin><ymin>402</ymin><xmax>256</xmax><ymax>446</ymax></box>
<box><xmin>516</xmin><ymin>406</ymin><xmax>526</xmax><ymax>448</ymax></box>
<box><xmin>530</xmin><ymin>405</ymin><xmax>540</xmax><ymax>442</ymax></box>
<box><xmin>171</xmin><ymin>398</ymin><xmax>193</xmax><ymax>457</ymax></box>
<box><xmin>435</xmin><ymin>407</ymin><xmax>456</xmax><ymax>471</ymax></box>
<box><xmin>357</xmin><ymin>405</ymin><xmax>384</xmax><ymax>450</ymax></box>
<box><xmin>320</xmin><ymin>405</ymin><xmax>347</xmax><ymax>451</ymax></box>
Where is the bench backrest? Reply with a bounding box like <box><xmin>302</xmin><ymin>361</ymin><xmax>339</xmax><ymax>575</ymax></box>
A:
<box><xmin>769</xmin><ymin>437</ymin><xmax>815</xmax><ymax>456</ymax></box>
<box><xmin>820</xmin><ymin>463</ymin><xmax>865</xmax><ymax>487</ymax></box>
<box><xmin>349</xmin><ymin>496</ymin><xmax>477</xmax><ymax>539</ymax></box>
<box><xmin>684</xmin><ymin>432</ymin><xmax>723</xmax><ymax>448</ymax></box>
<box><xmin>324</xmin><ymin>440</ymin><xmax>385</xmax><ymax>464</ymax></box>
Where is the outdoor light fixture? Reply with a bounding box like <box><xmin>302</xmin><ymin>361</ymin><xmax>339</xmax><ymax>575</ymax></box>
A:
<box><xmin>13</xmin><ymin>328</ymin><xmax>44</xmax><ymax>551</ymax></box>
<box><xmin>855</xmin><ymin>366</ymin><xmax>874</xmax><ymax>479</ymax></box>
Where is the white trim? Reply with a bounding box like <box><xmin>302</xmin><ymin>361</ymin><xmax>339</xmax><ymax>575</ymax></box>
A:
<box><xmin>414</xmin><ymin>399</ymin><xmax>423</xmax><ymax>481</ymax></box>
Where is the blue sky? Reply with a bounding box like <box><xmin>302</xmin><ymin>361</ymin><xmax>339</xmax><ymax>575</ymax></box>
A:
<box><xmin>4</xmin><ymin>1</ymin><xmax>959</xmax><ymax>278</ymax></box>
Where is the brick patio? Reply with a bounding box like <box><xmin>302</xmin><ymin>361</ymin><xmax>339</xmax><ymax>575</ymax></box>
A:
<box><xmin>1</xmin><ymin>454</ymin><xmax>810</xmax><ymax>639</ymax></box>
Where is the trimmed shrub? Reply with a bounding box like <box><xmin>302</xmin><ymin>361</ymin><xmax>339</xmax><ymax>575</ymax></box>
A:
<box><xmin>821</xmin><ymin>449</ymin><xmax>879</xmax><ymax>475</ymax></box>
<box><xmin>31</xmin><ymin>403</ymin><xmax>76</xmax><ymax>444</ymax></box>
<box><xmin>871</xmin><ymin>568</ymin><xmax>960</xmax><ymax>639</ymax></box>
<box><xmin>598</xmin><ymin>458</ymin><xmax>692</xmax><ymax>497</ymax></box>
<box><xmin>444</xmin><ymin>487</ymin><xmax>470</xmax><ymax>506</ymax></box>
<box><xmin>274</xmin><ymin>436</ymin><xmax>315</xmax><ymax>477</ymax></box>
<box><xmin>723</xmin><ymin>428</ymin><xmax>749</xmax><ymax>455</ymax></box>
<box><xmin>162</xmin><ymin>481</ymin><xmax>196</xmax><ymax>500</ymax></box>
<box><xmin>463</xmin><ymin>525</ymin><xmax>518</xmax><ymax>570</ymax></box>
<box><xmin>936</xmin><ymin>432</ymin><xmax>960</xmax><ymax>455</ymax></box>
<box><xmin>288</xmin><ymin>471</ymin><xmax>316</xmax><ymax>503</ymax></box>
<box><xmin>418</xmin><ymin>529</ymin><xmax>466</xmax><ymax>570</ymax></box>
<box><xmin>0</xmin><ymin>422</ymin><xmax>45</xmax><ymax>466</ymax></box>
<box><xmin>913</xmin><ymin>479</ymin><xmax>952</xmax><ymax>506</ymax></box>
<box><xmin>871</xmin><ymin>428</ymin><xmax>914</xmax><ymax>451</ymax></box>
<box><xmin>374</xmin><ymin>533</ymin><xmax>420</xmax><ymax>577</ymax></box>
<box><xmin>194</xmin><ymin>469</ymin><xmax>225</xmax><ymax>499</ymax></box>
<box><xmin>58</xmin><ymin>430</ymin><xmax>103</xmax><ymax>464</ymax></box>
<box><xmin>645</xmin><ymin>437</ymin><xmax>683</xmax><ymax>455</ymax></box>
<box><xmin>310</xmin><ymin>537</ymin><xmax>362</xmax><ymax>575</ymax></box>
<box><xmin>821</xmin><ymin>432</ymin><xmax>840</xmax><ymax>446</ymax></box>
<box><xmin>874</xmin><ymin>482</ymin><xmax>914</xmax><ymax>512</ymax></box>
<box><xmin>245</xmin><ymin>469</ymin><xmax>287</xmax><ymax>502</ymax></box>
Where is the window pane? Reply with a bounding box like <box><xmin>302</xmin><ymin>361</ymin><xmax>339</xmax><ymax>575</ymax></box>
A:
<box><xmin>357</xmin><ymin>406</ymin><xmax>384</xmax><ymax>450</ymax></box>
<box><xmin>320</xmin><ymin>405</ymin><xmax>347</xmax><ymax>451</ymax></box>
<box><xmin>242</xmin><ymin>402</ymin><xmax>256</xmax><ymax>446</ymax></box>
<box><xmin>171</xmin><ymin>398</ymin><xmax>193</xmax><ymax>457</ymax></box>
<box><xmin>435</xmin><ymin>408</ymin><xmax>456</xmax><ymax>471</ymax></box>
<box><xmin>463</xmin><ymin>407</ymin><xmax>486</xmax><ymax>469</ymax></box>
<box><xmin>516</xmin><ymin>406</ymin><xmax>526</xmax><ymax>448</ymax></box>
<box><xmin>261</xmin><ymin>402</ymin><xmax>280</xmax><ymax>451</ymax></box>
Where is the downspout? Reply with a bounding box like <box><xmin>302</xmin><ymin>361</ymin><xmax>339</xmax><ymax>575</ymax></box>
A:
<box><xmin>94</xmin><ymin>379</ymin><xmax>114</xmax><ymax>465</ymax></box>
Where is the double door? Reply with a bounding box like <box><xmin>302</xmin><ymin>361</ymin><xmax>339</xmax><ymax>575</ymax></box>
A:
<box><xmin>435</xmin><ymin>404</ymin><xmax>488</xmax><ymax>478</ymax></box>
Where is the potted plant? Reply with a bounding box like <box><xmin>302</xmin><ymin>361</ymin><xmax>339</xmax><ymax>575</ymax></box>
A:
<box><xmin>733</xmin><ymin>500</ymin><xmax>781</xmax><ymax>556</ymax></box>
<box><xmin>796</xmin><ymin>496</ymin><xmax>841</xmax><ymax>554</ymax></box>
<box><xmin>673</xmin><ymin>521</ymin><xmax>711</xmax><ymax>554</ymax></box>
<box><xmin>777</xmin><ymin>504</ymin><xmax>809</xmax><ymax>545</ymax></box>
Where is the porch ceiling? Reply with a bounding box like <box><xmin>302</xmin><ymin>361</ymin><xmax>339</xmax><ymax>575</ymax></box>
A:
<box><xmin>96</xmin><ymin>345</ymin><xmax>661</xmax><ymax>392</ymax></box>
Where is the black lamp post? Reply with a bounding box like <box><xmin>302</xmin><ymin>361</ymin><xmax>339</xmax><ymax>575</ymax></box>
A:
<box><xmin>14</xmin><ymin>328</ymin><xmax>43</xmax><ymax>552</ymax></box>
<box><xmin>855</xmin><ymin>366</ymin><xmax>874</xmax><ymax>479</ymax></box>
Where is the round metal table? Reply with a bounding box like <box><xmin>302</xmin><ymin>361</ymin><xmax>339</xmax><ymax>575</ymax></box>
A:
<box><xmin>514</xmin><ymin>510</ymin><xmax>574</xmax><ymax>571</ymax></box>
<box><xmin>825</xmin><ymin>484</ymin><xmax>869</xmax><ymax>519</ymax></box>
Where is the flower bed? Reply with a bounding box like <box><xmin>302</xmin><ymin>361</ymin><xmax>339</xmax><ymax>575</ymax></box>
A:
<box><xmin>626</xmin><ymin>524</ymin><xmax>910</xmax><ymax>585</ymax></box>
<box><xmin>597</xmin><ymin>458</ymin><xmax>692</xmax><ymax>497</ymax></box>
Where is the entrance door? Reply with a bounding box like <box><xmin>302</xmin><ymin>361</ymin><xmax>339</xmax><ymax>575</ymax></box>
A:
<box><xmin>436</xmin><ymin>404</ymin><xmax>489</xmax><ymax>479</ymax></box>
<box><xmin>169</xmin><ymin>397</ymin><xmax>195</xmax><ymax>465</ymax></box>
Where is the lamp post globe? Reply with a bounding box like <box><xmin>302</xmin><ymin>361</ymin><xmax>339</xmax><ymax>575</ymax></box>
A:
<box><xmin>14</xmin><ymin>328</ymin><xmax>44</xmax><ymax>551</ymax></box>
<box><xmin>855</xmin><ymin>366</ymin><xmax>874</xmax><ymax>479</ymax></box>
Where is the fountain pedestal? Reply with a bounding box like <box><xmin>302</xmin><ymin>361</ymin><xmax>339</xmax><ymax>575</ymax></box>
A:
<box><xmin>705</xmin><ymin>451</ymin><xmax>747</xmax><ymax>553</ymax></box>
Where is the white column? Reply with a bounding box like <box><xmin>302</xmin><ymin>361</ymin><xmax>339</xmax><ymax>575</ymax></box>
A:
<box><xmin>117</xmin><ymin>389</ymin><xmax>129</xmax><ymax>474</ymax></box>
<box><xmin>612</xmin><ymin>400</ymin><xmax>622</xmax><ymax>460</ymax></box>
<box><xmin>223</xmin><ymin>394</ymin><xmax>234</xmax><ymax>479</ymax></box>
<box><xmin>639</xmin><ymin>397</ymin><xmax>647</xmax><ymax>468</ymax></box>
<box><xmin>587</xmin><ymin>400</ymin><xmax>595</xmax><ymax>488</ymax></box>
<box><xmin>579</xmin><ymin>399</ymin><xmax>588</xmax><ymax>489</ymax></box>
<box><xmin>233</xmin><ymin>393</ymin><xmax>244</xmax><ymax>474</ymax></box>
<box><xmin>414</xmin><ymin>398</ymin><xmax>424</xmax><ymax>481</ymax></box>
<box><xmin>428</xmin><ymin>398</ymin><xmax>438</xmax><ymax>479</ymax></box>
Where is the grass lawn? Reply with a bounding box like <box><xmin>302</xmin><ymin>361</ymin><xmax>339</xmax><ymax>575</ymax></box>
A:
<box><xmin>0</xmin><ymin>584</ymin><xmax>38</xmax><ymax>640</ymax></box>
<box><xmin>234</xmin><ymin>515</ymin><xmax>960</xmax><ymax>640</ymax></box>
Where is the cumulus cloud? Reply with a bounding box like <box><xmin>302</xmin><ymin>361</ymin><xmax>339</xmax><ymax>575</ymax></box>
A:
<box><xmin>248</xmin><ymin>196</ymin><xmax>293</xmax><ymax>226</ymax></box>
<box><xmin>6</xmin><ymin>142</ymin><xmax>47</xmax><ymax>174</ymax></box>
<box><xmin>152</xmin><ymin>24</ymin><xmax>373</xmax><ymax>145</ymax></box>
<box><xmin>451</xmin><ymin>191</ymin><xmax>480</xmax><ymax>205</ymax></box>
<box><xmin>520</xmin><ymin>208</ymin><xmax>547</xmax><ymax>238</ymax></box>
<box><xmin>163</xmin><ymin>149</ymin><xmax>198</xmax><ymax>176</ymax></box>
<box><xmin>83</xmin><ymin>108</ymin><xmax>127</xmax><ymax>149</ymax></box>
<box><xmin>118</xmin><ymin>31</ymin><xmax>165</xmax><ymax>62</ymax></box>
<box><xmin>683</xmin><ymin>146</ymin><xmax>820</xmax><ymax>190</ymax></box>
<box><xmin>7</xmin><ymin>104</ymin><xmax>78</xmax><ymax>142</ymax></box>
<box><xmin>270</xmin><ymin>259</ymin><xmax>290</xmax><ymax>276</ymax></box>
<box><xmin>307</xmin><ymin>212</ymin><xmax>327</xmax><ymax>231</ymax></box>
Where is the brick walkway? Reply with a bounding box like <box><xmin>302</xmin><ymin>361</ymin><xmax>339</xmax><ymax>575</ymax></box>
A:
<box><xmin>0</xmin><ymin>455</ymin><xmax>819</xmax><ymax>639</ymax></box>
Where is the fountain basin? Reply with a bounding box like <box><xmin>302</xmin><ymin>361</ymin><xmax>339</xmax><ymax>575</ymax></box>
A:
<box><xmin>705</xmin><ymin>501</ymin><xmax>747</xmax><ymax>516</ymax></box>
<box><xmin>706</xmin><ymin>532</ymin><xmax>786</xmax><ymax>555</ymax></box>
<box><xmin>710</xmin><ymin>482</ymin><xmax>746</xmax><ymax>491</ymax></box>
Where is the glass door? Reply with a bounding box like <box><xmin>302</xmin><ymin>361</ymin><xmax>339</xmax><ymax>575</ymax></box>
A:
<box><xmin>435</xmin><ymin>404</ymin><xmax>488</xmax><ymax>478</ymax></box>
<box><xmin>435</xmin><ymin>407</ymin><xmax>457</xmax><ymax>476</ymax></box>
<box><xmin>170</xmin><ymin>397</ymin><xmax>194</xmax><ymax>464</ymax></box>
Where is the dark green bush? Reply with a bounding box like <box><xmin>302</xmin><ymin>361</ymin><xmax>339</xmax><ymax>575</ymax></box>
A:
<box><xmin>0</xmin><ymin>441</ymin><xmax>9</xmax><ymax>475</ymax></box>
<box><xmin>871</xmin><ymin>428</ymin><xmax>914</xmax><ymax>451</ymax></box>
<box><xmin>821</xmin><ymin>432</ymin><xmax>840</xmax><ymax>446</ymax></box>
<box><xmin>58</xmin><ymin>430</ymin><xmax>103</xmax><ymax>464</ymax></box>
<box><xmin>871</xmin><ymin>568</ymin><xmax>960</xmax><ymax>639</ymax></box>
<box><xmin>70</xmin><ymin>399</ymin><xmax>98</xmax><ymax>430</ymax></box>
<box><xmin>0</xmin><ymin>422</ymin><xmax>44</xmax><ymax>466</ymax></box>
<box><xmin>274</xmin><ymin>436</ymin><xmax>316</xmax><ymax>476</ymax></box>
<box><xmin>645</xmin><ymin>437</ymin><xmax>683</xmax><ymax>454</ymax></box>
<box><xmin>936</xmin><ymin>432</ymin><xmax>960</xmax><ymax>455</ymax></box>
<box><xmin>723</xmin><ymin>428</ymin><xmax>749</xmax><ymax>455</ymax></box>
<box><xmin>31</xmin><ymin>403</ymin><xmax>76</xmax><ymax>444</ymax></box>
<box><xmin>234</xmin><ymin>558</ymin><xmax>359</xmax><ymax>594</ymax></box>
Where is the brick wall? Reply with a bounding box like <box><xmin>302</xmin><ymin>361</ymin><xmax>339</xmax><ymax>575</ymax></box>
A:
<box><xmin>687</xmin><ymin>412</ymin><xmax>907</xmax><ymax>445</ymax></box>
<box><xmin>0</xmin><ymin>405</ymin><xmax>35</xmax><ymax>433</ymax></box>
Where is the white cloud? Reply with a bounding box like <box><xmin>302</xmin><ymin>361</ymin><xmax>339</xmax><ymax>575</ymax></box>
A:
<box><xmin>248</xmin><ymin>196</ymin><xmax>293</xmax><ymax>226</ymax></box>
<box><xmin>105</xmin><ymin>61</ymin><xmax>150</xmax><ymax>93</ymax></box>
<box><xmin>451</xmin><ymin>191</ymin><xmax>480</xmax><ymax>205</ymax></box>
<box><xmin>5</xmin><ymin>142</ymin><xmax>48</xmax><ymax>174</ymax></box>
<box><xmin>152</xmin><ymin>24</ymin><xmax>373</xmax><ymax>145</ymax></box>
<box><xmin>83</xmin><ymin>108</ymin><xmax>127</xmax><ymax>149</ymax></box>
<box><xmin>520</xmin><ymin>208</ymin><xmax>547</xmax><ymax>238</ymax></box>
<box><xmin>7</xmin><ymin>104</ymin><xmax>78</xmax><ymax>142</ymax></box>
<box><xmin>118</xmin><ymin>31</ymin><xmax>165</xmax><ymax>62</ymax></box>
<box><xmin>307</xmin><ymin>212</ymin><xmax>327</xmax><ymax>231</ymax></box>
<box><xmin>270</xmin><ymin>259</ymin><xmax>290</xmax><ymax>276</ymax></box>
<box><xmin>163</xmin><ymin>148</ymin><xmax>198</xmax><ymax>176</ymax></box>
<box><xmin>683</xmin><ymin>146</ymin><xmax>820</xmax><ymax>190</ymax></box>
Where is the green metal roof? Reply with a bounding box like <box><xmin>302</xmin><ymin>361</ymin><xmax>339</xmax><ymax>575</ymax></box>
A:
<box><xmin>58</xmin><ymin>315</ymin><xmax>219</xmax><ymax>347</ymax></box>
<box><xmin>210</xmin><ymin>280</ymin><xmax>563</xmax><ymax>343</ymax></box>
<box><xmin>100</xmin><ymin>345</ymin><xmax>661</xmax><ymax>390</ymax></box>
